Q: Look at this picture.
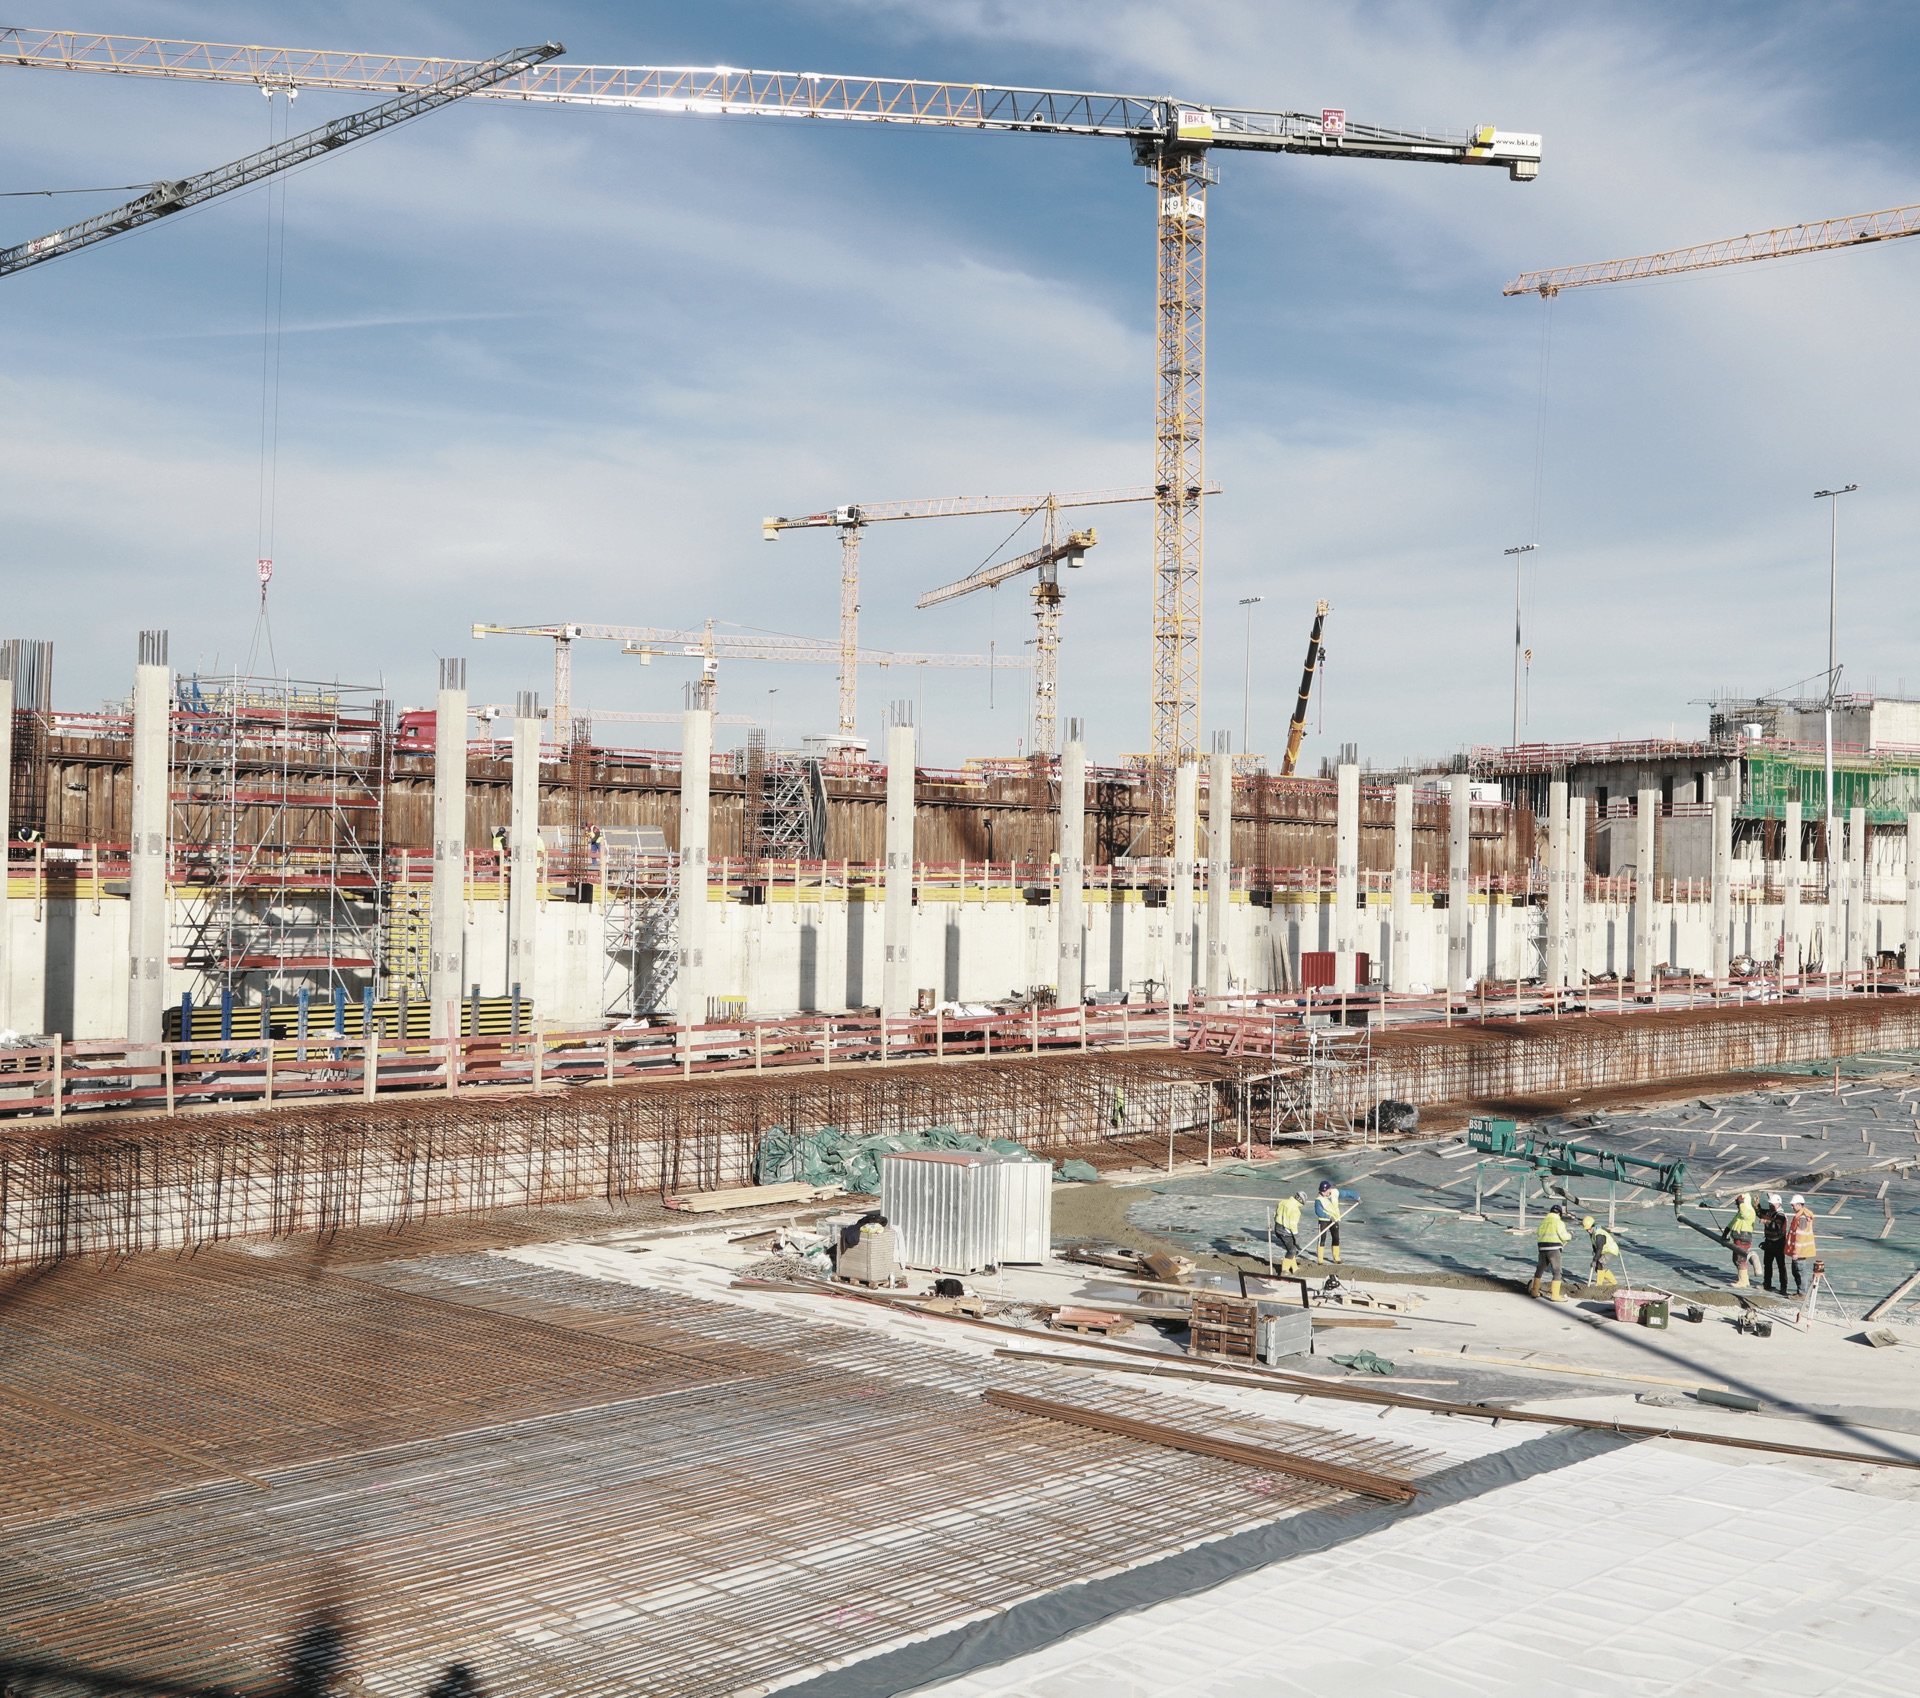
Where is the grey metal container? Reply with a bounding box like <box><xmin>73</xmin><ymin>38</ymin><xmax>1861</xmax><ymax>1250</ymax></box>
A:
<box><xmin>880</xmin><ymin>1151</ymin><xmax>1052</xmax><ymax>1272</ymax></box>
<box><xmin>1259</xmin><ymin>1307</ymin><xmax>1313</xmax><ymax>1362</ymax></box>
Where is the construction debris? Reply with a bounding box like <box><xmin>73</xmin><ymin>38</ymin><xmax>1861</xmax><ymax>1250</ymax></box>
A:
<box><xmin>663</xmin><ymin>1181</ymin><xmax>841</xmax><ymax>1212</ymax></box>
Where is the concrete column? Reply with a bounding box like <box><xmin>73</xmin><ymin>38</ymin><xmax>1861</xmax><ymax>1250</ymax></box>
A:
<box><xmin>1566</xmin><ymin>795</ymin><xmax>1586</xmax><ymax>982</ymax></box>
<box><xmin>1389</xmin><ymin>782</ymin><xmax>1413</xmax><ymax>993</ymax></box>
<box><xmin>428</xmin><ymin>660</ymin><xmax>468</xmax><ymax>1038</ymax></box>
<box><xmin>1446</xmin><ymin>775</ymin><xmax>1470</xmax><ymax>994</ymax></box>
<box><xmin>1205</xmin><ymin>739</ymin><xmax>1233</xmax><ymax>998</ymax></box>
<box><xmin>508</xmin><ymin>706</ymin><xmax>541</xmax><ymax>1004</ymax></box>
<box><xmin>1823</xmin><ymin>808</ymin><xmax>1842</xmax><ymax>974</ymax></box>
<box><xmin>1169</xmin><ymin>761</ymin><xmax>1197</xmax><ymax>1007</ymax></box>
<box><xmin>1057</xmin><ymin>730</ymin><xmax>1086</xmax><ymax>1007</ymax></box>
<box><xmin>881</xmin><ymin>722</ymin><xmax>916</xmax><ymax>1018</ymax></box>
<box><xmin>1545</xmin><ymin>779</ymin><xmax>1568</xmax><ymax>988</ymax></box>
<box><xmin>1782</xmin><ymin>801</ymin><xmax>1802</xmax><ymax>980</ymax></box>
<box><xmin>0</xmin><ymin>672</ymin><xmax>10</xmax><ymax>1030</ymax></box>
<box><xmin>1633</xmin><ymin>789</ymin><xmax>1657</xmax><ymax>988</ymax></box>
<box><xmin>1710</xmin><ymin>793</ymin><xmax>1732</xmax><ymax>980</ymax></box>
<box><xmin>1906</xmin><ymin>812</ymin><xmax>1920</xmax><ymax>985</ymax></box>
<box><xmin>126</xmin><ymin>630</ymin><xmax>170</xmax><ymax>1044</ymax></box>
<box><xmin>1333</xmin><ymin>762</ymin><xmax>1359</xmax><ymax>994</ymax></box>
<box><xmin>1847</xmin><ymin>804</ymin><xmax>1868</xmax><ymax>971</ymax></box>
<box><xmin>677</xmin><ymin>707</ymin><xmax>713</xmax><ymax>1023</ymax></box>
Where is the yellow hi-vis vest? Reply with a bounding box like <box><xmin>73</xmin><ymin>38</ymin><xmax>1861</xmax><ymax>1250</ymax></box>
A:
<box><xmin>1730</xmin><ymin>1197</ymin><xmax>1758</xmax><ymax>1235</ymax></box>
<box><xmin>1537</xmin><ymin>1212</ymin><xmax>1572</xmax><ymax>1247</ymax></box>
<box><xmin>1275</xmin><ymin>1196</ymin><xmax>1303</xmax><ymax>1232</ymax></box>
<box><xmin>1589</xmin><ymin>1227</ymin><xmax>1619</xmax><ymax>1259</ymax></box>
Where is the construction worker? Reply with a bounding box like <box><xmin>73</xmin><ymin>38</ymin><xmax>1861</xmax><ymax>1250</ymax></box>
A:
<box><xmin>1531</xmin><ymin>1203</ymin><xmax>1572</xmax><ymax>1301</ymax></box>
<box><xmin>1581</xmin><ymin>1215</ymin><xmax>1620</xmax><ymax>1290</ymax></box>
<box><xmin>1109</xmin><ymin>1087</ymin><xmax>1127</xmax><ymax>1130</ymax></box>
<box><xmin>1272</xmin><ymin>1191</ymin><xmax>1306</xmax><ymax>1274</ymax></box>
<box><xmin>1313</xmin><ymin>1179</ymin><xmax>1358</xmax><ymax>1263</ymax></box>
<box><xmin>1724</xmin><ymin>1191</ymin><xmax>1758</xmax><ymax>1288</ymax></box>
<box><xmin>1760</xmin><ymin>1193</ymin><xmax>1789</xmax><ymax>1293</ymax></box>
<box><xmin>1786</xmin><ymin>1195</ymin><xmax>1818</xmax><ymax>1294</ymax></box>
<box><xmin>490</xmin><ymin>825</ymin><xmax>509</xmax><ymax>856</ymax></box>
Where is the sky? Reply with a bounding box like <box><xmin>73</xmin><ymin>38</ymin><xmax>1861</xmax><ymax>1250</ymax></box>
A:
<box><xmin>4</xmin><ymin>1</ymin><xmax>1920</xmax><ymax>769</ymax></box>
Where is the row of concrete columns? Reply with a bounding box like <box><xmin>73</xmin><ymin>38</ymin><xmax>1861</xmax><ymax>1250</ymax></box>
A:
<box><xmin>104</xmin><ymin>621</ymin><xmax>1920</xmax><ymax>1042</ymax></box>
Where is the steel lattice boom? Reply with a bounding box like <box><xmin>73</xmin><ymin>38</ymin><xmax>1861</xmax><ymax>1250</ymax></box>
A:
<box><xmin>1505</xmin><ymin>198</ymin><xmax>1920</xmax><ymax>296</ymax></box>
<box><xmin>0</xmin><ymin>33</ymin><xmax>1545</xmax><ymax>170</ymax></box>
<box><xmin>0</xmin><ymin>40</ymin><xmax>561</xmax><ymax>278</ymax></box>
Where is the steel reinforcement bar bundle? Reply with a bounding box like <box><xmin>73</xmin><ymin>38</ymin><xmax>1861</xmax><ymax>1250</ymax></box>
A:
<box><xmin>0</xmin><ymin>1052</ymin><xmax>1245</xmax><ymax>1265</ymax></box>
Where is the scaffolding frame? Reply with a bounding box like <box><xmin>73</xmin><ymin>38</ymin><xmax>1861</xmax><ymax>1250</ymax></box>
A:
<box><xmin>1252</xmin><ymin>1024</ymin><xmax>1376</xmax><ymax>1144</ymax></box>
<box><xmin>169</xmin><ymin>674</ymin><xmax>390</xmax><ymax>1002</ymax></box>
<box><xmin>601</xmin><ymin>837</ymin><xmax>678</xmax><ymax>1018</ymax></box>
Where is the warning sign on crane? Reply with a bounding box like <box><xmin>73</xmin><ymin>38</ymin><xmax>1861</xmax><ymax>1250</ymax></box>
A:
<box><xmin>1320</xmin><ymin>108</ymin><xmax>1346</xmax><ymax>137</ymax></box>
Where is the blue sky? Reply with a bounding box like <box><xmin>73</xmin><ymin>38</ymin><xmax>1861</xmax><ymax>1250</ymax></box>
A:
<box><xmin>5</xmin><ymin>1</ymin><xmax>1920</xmax><ymax>767</ymax></box>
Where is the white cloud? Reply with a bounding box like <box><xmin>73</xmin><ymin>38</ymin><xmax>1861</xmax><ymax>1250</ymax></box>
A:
<box><xmin>5</xmin><ymin>0</ymin><xmax>1919</xmax><ymax>769</ymax></box>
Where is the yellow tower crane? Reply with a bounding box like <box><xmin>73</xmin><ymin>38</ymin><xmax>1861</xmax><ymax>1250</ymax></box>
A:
<box><xmin>5</xmin><ymin>30</ymin><xmax>1541</xmax><ymax>844</ymax></box>
<box><xmin>761</xmin><ymin>484</ymin><xmax>1189</xmax><ymax>743</ymax></box>
<box><xmin>916</xmin><ymin>521</ymin><xmax>1097</xmax><ymax>758</ymax></box>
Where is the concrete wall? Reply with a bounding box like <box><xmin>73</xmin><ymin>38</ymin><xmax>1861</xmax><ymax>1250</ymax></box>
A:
<box><xmin>6</xmin><ymin>881</ymin><xmax>1916</xmax><ymax>1037</ymax></box>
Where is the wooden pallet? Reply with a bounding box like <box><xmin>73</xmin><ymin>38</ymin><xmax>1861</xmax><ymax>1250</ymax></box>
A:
<box><xmin>1188</xmin><ymin>1292</ymin><xmax>1260</xmax><ymax>1361</ymax></box>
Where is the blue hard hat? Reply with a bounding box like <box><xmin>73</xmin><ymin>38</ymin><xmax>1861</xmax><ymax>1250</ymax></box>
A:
<box><xmin>1318</xmin><ymin>1180</ymin><xmax>1333</xmax><ymax>1192</ymax></box>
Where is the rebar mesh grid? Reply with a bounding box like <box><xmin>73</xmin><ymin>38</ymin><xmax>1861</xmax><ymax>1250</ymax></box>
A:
<box><xmin>0</xmin><ymin>1251</ymin><xmax>1441</xmax><ymax>1698</ymax></box>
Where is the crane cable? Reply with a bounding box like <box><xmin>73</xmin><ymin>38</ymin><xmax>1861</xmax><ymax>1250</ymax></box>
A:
<box><xmin>247</xmin><ymin>86</ymin><xmax>294</xmax><ymax>679</ymax></box>
<box><xmin>1521</xmin><ymin>293</ymin><xmax>1554</xmax><ymax>739</ymax></box>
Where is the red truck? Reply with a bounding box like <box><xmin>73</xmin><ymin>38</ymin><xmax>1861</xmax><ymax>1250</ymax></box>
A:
<box><xmin>395</xmin><ymin>710</ymin><xmax>435</xmax><ymax>753</ymax></box>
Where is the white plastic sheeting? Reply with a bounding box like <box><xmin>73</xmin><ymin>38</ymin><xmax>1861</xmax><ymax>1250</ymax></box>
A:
<box><xmin>908</xmin><ymin>1442</ymin><xmax>1920</xmax><ymax>1698</ymax></box>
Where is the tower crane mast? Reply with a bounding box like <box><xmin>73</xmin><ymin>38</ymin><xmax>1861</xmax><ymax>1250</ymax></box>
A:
<box><xmin>9</xmin><ymin>32</ymin><xmax>1539</xmax><ymax>841</ymax></box>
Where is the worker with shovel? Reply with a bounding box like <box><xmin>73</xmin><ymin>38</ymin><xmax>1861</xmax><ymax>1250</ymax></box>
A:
<box><xmin>1313</xmin><ymin>1180</ymin><xmax>1359</xmax><ymax>1264</ymax></box>
<box><xmin>1531</xmin><ymin>1203</ymin><xmax>1572</xmax><ymax>1302</ymax></box>
<box><xmin>1582</xmin><ymin>1215</ymin><xmax>1620</xmax><ymax>1291</ymax></box>
<box><xmin>1272</xmin><ymin>1191</ymin><xmax>1307</xmax><ymax>1274</ymax></box>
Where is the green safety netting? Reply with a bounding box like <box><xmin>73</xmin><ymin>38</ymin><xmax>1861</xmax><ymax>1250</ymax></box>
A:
<box><xmin>1056</xmin><ymin>1159</ymin><xmax>1101</xmax><ymax>1184</ymax></box>
<box><xmin>756</xmin><ymin>1123</ymin><xmax>1047</xmax><ymax>1197</ymax></box>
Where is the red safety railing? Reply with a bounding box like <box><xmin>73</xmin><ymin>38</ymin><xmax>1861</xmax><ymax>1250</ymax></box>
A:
<box><xmin>4</xmin><ymin>966</ymin><xmax>1914</xmax><ymax>1123</ymax></box>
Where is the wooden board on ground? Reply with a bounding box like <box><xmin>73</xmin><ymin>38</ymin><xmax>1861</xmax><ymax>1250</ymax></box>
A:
<box><xmin>663</xmin><ymin>1182</ymin><xmax>841</xmax><ymax>1213</ymax></box>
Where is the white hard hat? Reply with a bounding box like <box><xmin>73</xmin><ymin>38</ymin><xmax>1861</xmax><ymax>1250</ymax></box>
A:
<box><xmin>1767</xmin><ymin>1194</ymin><xmax>1782</xmax><ymax>1207</ymax></box>
<box><xmin>1790</xmin><ymin>1194</ymin><xmax>1805</xmax><ymax>1206</ymax></box>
